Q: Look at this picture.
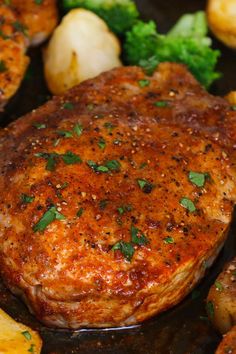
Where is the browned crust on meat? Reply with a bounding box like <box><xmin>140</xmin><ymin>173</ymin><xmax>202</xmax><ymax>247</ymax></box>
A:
<box><xmin>0</xmin><ymin>63</ymin><xmax>236</xmax><ymax>328</ymax></box>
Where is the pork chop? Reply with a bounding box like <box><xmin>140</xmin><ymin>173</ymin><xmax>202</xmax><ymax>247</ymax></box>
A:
<box><xmin>0</xmin><ymin>63</ymin><xmax>236</xmax><ymax>328</ymax></box>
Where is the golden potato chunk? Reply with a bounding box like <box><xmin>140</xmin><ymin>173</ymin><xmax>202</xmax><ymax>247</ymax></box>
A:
<box><xmin>0</xmin><ymin>308</ymin><xmax>42</xmax><ymax>354</ymax></box>
<box><xmin>207</xmin><ymin>0</ymin><xmax>236</xmax><ymax>49</ymax></box>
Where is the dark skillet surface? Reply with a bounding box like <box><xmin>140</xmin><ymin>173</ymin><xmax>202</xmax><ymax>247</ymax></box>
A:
<box><xmin>0</xmin><ymin>1</ymin><xmax>236</xmax><ymax>353</ymax></box>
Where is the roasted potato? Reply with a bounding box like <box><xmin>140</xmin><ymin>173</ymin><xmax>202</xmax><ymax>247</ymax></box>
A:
<box><xmin>0</xmin><ymin>308</ymin><xmax>42</xmax><ymax>353</ymax></box>
<box><xmin>207</xmin><ymin>257</ymin><xmax>236</xmax><ymax>334</ymax></box>
<box><xmin>215</xmin><ymin>326</ymin><xmax>236</xmax><ymax>354</ymax></box>
<box><xmin>43</xmin><ymin>9</ymin><xmax>122</xmax><ymax>95</ymax></box>
<box><xmin>207</xmin><ymin>0</ymin><xmax>236</xmax><ymax>49</ymax></box>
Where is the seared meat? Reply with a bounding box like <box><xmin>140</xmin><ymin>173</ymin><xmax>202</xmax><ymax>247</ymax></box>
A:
<box><xmin>0</xmin><ymin>4</ymin><xmax>29</xmax><ymax>108</ymax></box>
<box><xmin>0</xmin><ymin>63</ymin><xmax>236</xmax><ymax>328</ymax></box>
<box><xmin>10</xmin><ymin>0</ymin><xmax>58</xmax><ymax>46</ymax></box>
<box><xmin>215</xmin><ymin>326</ymin><xmax>236</xmax><ymax>354</ymax></box>
<box><xmin>207</xmin><ymin>257</ymin><xmax>236</xmax><ymax>334</ymax></box>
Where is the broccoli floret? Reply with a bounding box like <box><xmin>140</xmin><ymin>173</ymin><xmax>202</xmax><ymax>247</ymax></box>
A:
<box><xmin>124</xmin><ymin>12</ymin><xmax>221</xmax><ymax>88</ymax></box>
<box><xmin>63</xmin><ymin>0</ymin><xmax>139</xmax><ymax>34</ymax></box>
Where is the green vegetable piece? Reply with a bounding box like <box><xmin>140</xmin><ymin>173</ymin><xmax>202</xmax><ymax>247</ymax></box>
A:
<box><xmin>62</xmin><ymin>0</ymin><xmax>139</xmax><ymax>35</ymax></box>
<box><xmin>74</xmin><ymin>123</ymin><xmax>83</xmax><ymax>137</ymax></box>
<box><xmin>13</xmin><ymin>21</ymin><xmax>28</xmax><ymax>35</ymax></box>
<box><xmin>138</xmin><ymin>79</ymin><xmax>150</xmax><ymax>88</ymax></box>
<box><xmin>98</xmin><ymin>137</ymin><xmax>106</xmax><ymax>150</ymax></box>
<box><xmin>164</xmin><ymin>236</ymin><xmax>174</xmax><ymax>244</ymax></box>
<box><xmin>117</xmin><ymin>204</ymin><xmax>132</xmax><ymax>215</ymax></box>
<box><xmin>35</xmin><ymin>152</ymin><xmax>58</xmax><ymax>171</ymax></box>
<box><xmin>105</xmin><ymin>160</ymin><xmax>121</xmax><ymax>172</ymax></box>
<box><xmin>188</xmin><ymin>171</ymin><xmax>209</xmax><ymax>187</ymax></box>
<box><xmin>180</xmin><ymin>197</ymin><xmax>196</xmax><ymax>213</ymax></box>
<box><xmin>131</xmin><ymin>225</ymin><xmax>148</xmax><ymax>245</ymax></box>
<box><xmin>154</xmin><ymin>101</ymin><xmax>168</xmax><ymax>107</ymax></box>
<box><xmin>28</xmin><ymin>344</ymin><xmax>35</xmax><ymax>353</ymax></box>
<box><xmin>33</xmin><ymin>206</ymin><xmax>65</xmax><ymax>233</ymax></box>
<box><xmin>124</xmin><ymin>13</ymin><xmax>221</xmax><ymax>88</ymax></box>
<box><xmin>77</xmin><ymin>207</ymin><xmax>84</xmax><ymax>217</ymax></box>
<box><xmin>20</xmin><ymin>194</ymin><xmax>35</xmax><ymax>204</ymax></box>
<box><xmin>21</xmin><ymin>331</ymin><xmax>32</xmax><ymax>341</ymax></box>
<box><xmin>206</xmin><ymin>301</ymin><xmax>214</xmax><ymax>319</ymax></box>
<box><xmin>33</xmin><ymin>123</ymin><xmax>46</xmax><ymax>129</ymax></box>
<box><xmin>112</xmin><ymin>241</ymin><xmax>134</xmax><ymax>261</ymax></box>
<box><xmin>57</xmin><ymin>130</ymin><xmax>73</xmax><ymax>138</ymax></box>
<box><xmin>62</xmin><ymin>102</ymin><xmax>74</xmax><ymax>110</ymax></box>
<box><xmin>97</xmin><ymin>165</ymin><xmax>109</xmax><ymax>173</ymax></box>
<box><xmin>62</xmin><ymin>151</ymin><xmax>82</xmax><ymax>164</ymax></box>
<box><xmin>0</xmin><ymin>60</ymin><xmax>7</xmax><ymax>72</ymax></box>
<box><xmin>215</xmin><ymin>281</ymin><xmax>223</xmax><ymax>291</ymax></box>
<box><xmin>137</xmin><ymin>179</ymin><xmax>154</xmax><ymax>193</ymax></box>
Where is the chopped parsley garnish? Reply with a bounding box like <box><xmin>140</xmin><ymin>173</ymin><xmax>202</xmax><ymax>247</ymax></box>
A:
<box><xmin>33</xmin><ymin>123</ymin><xmax>46</xmax><ymax>129</ymax></box>
<box><xmin>0</xmin><ymin>60</ymin><xmax>7</xmax><ymax>72</ymax></box>
<box><xmin>20</xmin><ymin>194</ymin><xmax>35</xmax><ymax>204</ymax></box>
<box><xmin>215</xmin><ymin>281</ymin><xmax>223</xmax><ymax>291</ymax></box>
<box><xmin>180</xmin><ymin>197</ymin><xmax>196</xmax><ymax>213</ymax></box>
<box><xmin>76</xmin><ymin>207</ymin><xmax>84</xmax><ymax>217</ymax></box>
<box><xmin>87</xmin><ymin>160</ymin><xmax>121</xmax><ymax>173</ymax></box>
<box><xmin>74</xmin><ymin>123</ymin><xmax>83</xmax><ymax>137</ymax></box>
<box><xmin>35</xmin><ymin>152</ymin><xmax>58</xmax><ymax>171</ymax></box>
<box><xmin>137</xmin><ymin>179</ymin><xmax>154</xmax><ymax>194</ymax></box>
<box><xmin>98</xmin><ymin>137</ymin><xmax>106</xmax><ymax>150</ymax></box>
<box><xmin>104</xmin><ymin>122</ymin><xmax>116</xmax><ymax>132</ymax></box>
<box><xmin>99</xmin><ymin>199</ymin><xmax>109</xmax><ymax>210</ymax></box>
<box><xmin>28</xmin><ymin>344</ymin><xmax>35</xmax><ymax>353</ymax></box>
<box><xmin>117</xmin><ymin>204</ymin><xmax>132</xmax><ymax>215</ymax></box>
<box><xmin>131</xmin><ymin>225</ymin><xmax>149</xmax><ymax>245</ymax></box>
<box><xmin>139</xmin><ymin>162</ymin><xmax>147</xmax><ymax>169</ymax></box>
<box><xmin>13</xmin><ymin>21</ymin><xmax>27</xmax><ymax>35</ymax></box>
<box><xmin>140</xmin><ymin>56</ymin><xmax>159</xmax><ymax>76</ymax></box>
<box><xmin>57</xmin><ymin>130</ymin><xmax>73</xmax><ymax>138</ymax></box>
<box><xmin>105</xmin><ymin>160</ymin><xmax>121</xmax><ymax>171</ymax></box>
<box><xmin>112</xmin><ymin>241</ymin><xmax>134</xmax><ymax>262</ymax></box>
<box><xmin>33</xmin><ymin>206</ymin><xmax>65</xmax><ymax>233</ymax></box>
<box><xmin>164</xmin><ymin>236</ymin><xmax>174</xmax><ymax>244</ymax></box>
<box><xmin>21</xmin><ymin>331</ymin><xmax>32</xmax><ymax>341</ymax></box>
<box><xmin>206</xmin><ymin>301</ymin><xmax>214</xmax><ymax>319</ymax></box>
<box><xmin>138</xmin><ymin>79</ymin><xmax>150</xmax><ymax>88</ymax></box>
<box><xmin>34</xmin><ymin>0</ymin><xmax>43</xmax><ymax>4</ymax></box>
<box><xmin>62</xmin><ymin>102</ymin><xmax>74</xmax><ymax>110</ymax></box>
<box><xmin>62</xmin><ymin>151</ymin><xmax>82</xmax><ymax>164</ymax></box>
<box><xmin>154</xmin><ymin>101</ymin><xmax>168</xmax><ymax>107</ymax></box>
<box><xmin>60</xmin><ymin>182</ymin><xmax>69</xmax><ymax>189</ymax></box>
<box><xmin>188</xmin><ymin>171</ymin><xmax>209</xmax><ymax>187</ymax></box>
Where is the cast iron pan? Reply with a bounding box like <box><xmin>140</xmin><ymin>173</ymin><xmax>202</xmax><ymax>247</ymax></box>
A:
<box><xmin>0</xmin><ymin>1</ymin><xmax>236</xmax><ymax>353</ymax></box>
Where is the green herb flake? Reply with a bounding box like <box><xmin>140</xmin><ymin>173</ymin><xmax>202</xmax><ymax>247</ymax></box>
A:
<box><xmin>138</xmin><ymin>79</ymin><xmax>150</xmax><ymax>88</ymax></box>
<box><xmin>112</xmin><ymin>241</ymin><xmax>134</xmax><ymax>262</ymax></box>
<box><xmin>231</xmin><ymin>105</ymin><xmax>236</xmax><ymax>111</ymax></box>
<box><xmin>13</xmin><ymin>21</ymin><xmax>27</xmax><ymax>35</ymax></box>
<box><xmin>28</xmin><ymin>344</ymin><xmax>35</xmax><ymax>353</ymax></box>
<box><xmin>33</xmin><ymin>123</ymin><xmax>46</xmax><ymax>129</ymax></box>
<box><xmin>74</xmin><ymin>123</ymin><xmax>83</xmax><ymax>137</ymax></box>
<box><xmin>188</xmin><ymin>171</ymin><xmax>209</xmax><ymax>187</ymax></box>
<box><xmin>131</xmin><ymin>225</ymin><xmax>149</xmax><ymax>246</ymax></box>
<box><xmin>62</xmin><ymin>102</ymin><xmax>74</xmax><ymax>110</ymax></box>
<box><xmin>137</xmin><ymin>179</ymin><xmax>154</xmax><ymax>194</ymax></box>
<box><xmin>164</xmin><ymin>236</ymin><xmax>174</xmax><ymax>244</ymax></box>
<box><xmin>105</xmin><ymin>160</ymin><xmax>121</xmax><ymax>172</ymax></box>
<box><xmin>104</xmin><ymin>122</ymin><xmax>116</xmax><ymax>132</ymax></box>
<box><xmin>56</xmin><ymin>130</ymin><xmax>73</xmax><ymax>138</ymax></box>
<box><xmin>0</xmin><ymin>60</ymin><xmax>7</xmax><ymax>73</ymax></box>
<box><xmin>34</xmin><ymin>0</ymin><xmax>43</xmax><ymax>4</ymax></box>
<box><xmin>76</xmin><ymin>207</ymin><xmax>84</xmax><ymax>218</ymax></box>
<box><xmin>99</xmin><ymin>199</ymin><xmax>109</xmax><ymax>210</ymax></box>
<box><xmin>180</xmin><ymin>197</ymin><xmax>196</xmax><ymax>213</ymax></box>
<box><xmin>206</xmin><ymin>301</ymin><xmax>214</xmax><ymax>319</ymax></box>
<box><xmin>154</xmin><ymin>101</ymin><xmax>169</xmax><ymax>108</ymax></box>
<box><xmin>35</xmin><ymin>152</ymin><xmax>58</xmax><ymax>171</ymax></box>
<box><xmin>62</xmin><ymin>151</ymin><xmax>82</xmax><ymax>165</ymax></box>
<box><xmin>20</xmin><ymin>194</ymin><xmax>35</xmax><ymax>204</ymax></box>
<box><xmin>117</xmin><ymin>204</ymin><xmax>132</xmax><ymax>215</ymax></box>
<box><xmin>139</xmin><ymin>162</ymin><xmax>147</xmax><ymax>169</ymax></box>
<box><xmin>33</xmin><ymin>206</ymin><xmax>65</xmax><ymax>233</ymax></box>
<box><xmin>97</xmin><ymin>165</ymin><xmax>109</xmax><ymax>173</ymax></box>
<box><xmin>98</xmin><ymin>137</ymin><xmax>106</xmax><ymax>150</ymax></box>
<box><xmin>21</xmin><ymin>330</ymin><xmax>32</xmax><ymax>341</ymax></box>
<box><xmin>215</xmin><ymin>281</ymin><xmax>223</xmax><ymax>291</ymax></box>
